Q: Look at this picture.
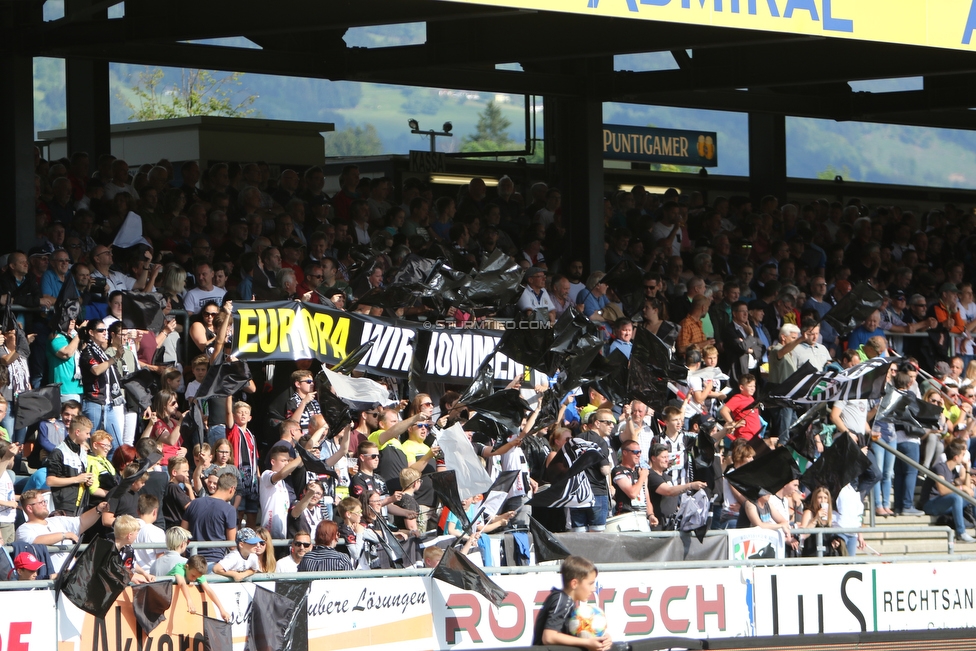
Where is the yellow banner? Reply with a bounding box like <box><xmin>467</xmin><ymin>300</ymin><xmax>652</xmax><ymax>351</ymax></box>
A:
<box><xmin>436</xmin><ymin>0</ymin><xmax>976</xmax><ymax>52</ymax></box>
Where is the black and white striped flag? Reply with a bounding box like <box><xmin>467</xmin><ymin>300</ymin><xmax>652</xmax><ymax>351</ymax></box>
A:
<box><xmin>768</xmin><ymin>357</ymin><xmax>897</xmax><ymax>404</ymax></box>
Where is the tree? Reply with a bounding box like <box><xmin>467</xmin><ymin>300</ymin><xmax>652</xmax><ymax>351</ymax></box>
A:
<box><xmin>122</xmin><ymin>67</ymin><xmax>258</xmax><ymax>121</ymax></box>
<box><xmin>817</xmin><ymin>164</ymin><xmax>853</xmax><ymax>181</ymax></box>
<box><xmin>325</xmin><ymin>124</ymin><xmax>383</xmax><ymax>156</ymax></box>
<box><xmin>462</xmin><ymin>100</ymin><xmax>516</xmax><ymax>152</ymax></box>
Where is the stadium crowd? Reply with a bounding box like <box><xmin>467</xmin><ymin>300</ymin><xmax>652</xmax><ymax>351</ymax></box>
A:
<box><xmin>2</xmin><ymin>149</ymin><xmax>975</xmax><ymax>582</ymax></box>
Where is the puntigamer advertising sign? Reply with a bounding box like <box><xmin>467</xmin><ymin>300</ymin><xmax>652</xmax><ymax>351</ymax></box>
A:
<box><xmin>603</xmin><ymin>125</ymin><xmax>717</xmax><ymax>167</ymax></box>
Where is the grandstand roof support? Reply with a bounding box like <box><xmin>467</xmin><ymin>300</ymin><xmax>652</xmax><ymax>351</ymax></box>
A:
<box><xmin>65</xmin><ymin>58</ymin><xmax>111</xmax><ymax>164</ymax></box>
<box><xmin>0</xmin><ymin>52</ymin><xmax>39</xmax><ymax>251</ymax></box>
<box><xmin>542</xmin><ymin>58</ymin><xmax>611</xmax><ymax>274</ymax></box>
<box><xmin>748</xmin><ymin>113</ymin><xmax>788</xmax><ymax>207</ymax></box>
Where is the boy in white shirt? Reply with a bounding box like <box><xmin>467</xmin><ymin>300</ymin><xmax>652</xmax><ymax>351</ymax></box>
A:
<box><xmin>259</xmin><ymin>446</ymin><xmax>303</xmax><ymax>539</ymax></box>
<box><xmin>213</xmin><ymin>527</ymin><xmax>262</xmax><ymax>581</ymax></box>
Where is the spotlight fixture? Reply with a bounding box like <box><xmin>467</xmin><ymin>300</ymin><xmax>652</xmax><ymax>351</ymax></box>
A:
<box><xmin>406</xmin><ymin>119</ymin><xmax>456</xmax><ymax>153</ymax></box>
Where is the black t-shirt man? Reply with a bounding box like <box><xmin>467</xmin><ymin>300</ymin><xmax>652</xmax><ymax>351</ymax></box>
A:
<box><xmin>611</xmin><ymin>465</ymin><xmax>642</xmax><ymax>515</ymax></box>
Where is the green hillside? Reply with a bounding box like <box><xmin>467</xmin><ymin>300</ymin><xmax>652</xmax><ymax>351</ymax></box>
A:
<box><xmin>31</xmin><ymin>50</ymin><xmax>976</xmax><ymax>190</ymax></box>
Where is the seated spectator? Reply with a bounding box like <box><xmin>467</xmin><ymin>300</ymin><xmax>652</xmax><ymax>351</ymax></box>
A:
<box><xmin>253</xmin><ymin>526</ymin><xmax>276</xmax><ymax>573</ymax></box>
<box><xmin>213</xmin><ymin>527</ymin><xmax>263</xmax><ymax>581</ymax></box>
<box><xmin>922</xmin><ymin>440</ymin><xmax>976</xmax><ymax>542</ymax></box>
<box><xmin>299</xmin><ymin>520</ymin><xmax>352</xmax><ymax>572</ymax></box>
<box><xmin>10</xmin><ymin>552</ymin><xmax>44</xmax><ymax>581</ymax></box>
<box><xmin>17</xmin><ymin>489</ymin><xmax>107</xmax><ymax>574</ymax></box>
<box><xmin>276</xmin><ymin>531</ymin><xmax>312</xmax><ymax>573</ymax></box>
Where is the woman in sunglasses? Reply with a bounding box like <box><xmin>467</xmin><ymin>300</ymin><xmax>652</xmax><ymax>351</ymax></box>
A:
<box><xmin>79</xmin><ymin>320</ymin><xmax>125</xmax><ymax>452</ymax></box>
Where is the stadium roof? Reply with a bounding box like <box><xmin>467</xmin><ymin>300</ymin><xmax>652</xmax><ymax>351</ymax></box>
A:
<box><xmin>11</xmin><ymin>0</ymin><xmax>976</xmax><ymax>130</ymax></box>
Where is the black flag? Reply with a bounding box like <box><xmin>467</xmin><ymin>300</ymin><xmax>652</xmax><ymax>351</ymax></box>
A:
<box><xmin>457</xmin><ymin>355</ymin><xmax>496</xmax><ymax>406</ymax></box>
<box><xmin>800</xmin><ymin>432</ymin><xmax>871</xmax><ymax>501</ymax></box>
<box><xmin>247</xmin><ymin>585</ymin><xmax>307</xmax><ymax>651</ymax></box>
<box><xmin>0</xmin><ymin>298</ymin><xmax>30</xmax><ymax>359</ymax></box>
<box><xmin>432</xmin><ymin>546</ymin><xmax>509</xmax><ymax>608</ymax></box>
<box><xmin>528</xmin><ymin>516</ymin><xmax>571</xmax><ymax>562</ymax></box>
<box><xmin>203</xmin><ymin>617</ymin><xmax>233</xmax><ymax>651</ymax></box>
<box><xmin>465</xmin><ymin>389</ymin><xmax>529</xmax><ymax>434</ymax></box>
<box><xmin>315</xmin><ymin>388</ymin><xmax>353</xmax><ymax>435</ymax></box>
<box><xmin>330</xmin><ymin>339</ymin><xmax>375</xmax><ymax>375</ymax></box>
<box><xmin>121</xmin><ymin>368</ymin><xmax>157</xmax><ymax>413</ymax></box>
<box><xmin>104</xmin><ymin>451</ymin><xmax>163</xmax><ymax>514</ymax></box>
<box><xmin>121</xmin><ymin>292</ymin><xmax>165</xmax><ymax>332</ymax></box>
<box><xmin>821</xmin><ymin>282</ymin><xmax>885</xmax><ymax>337</ymax></box>
<box><xmin>132</xmin><ymin>581</ymin><xmax>172</xmax><ymax>634</ymax></box>
<box><xmin>366</xmin><ymin>503</ymin><xmax>406</xmax><ymax>567</ymax></box>
<box><xmin>497</xmin><ymin>319</ymin><xmax>553</xmax><ymax>369</ymax></box>
<box><xmin>725</xmin><ymin>446</ymin><xmax>800</xmax><ymax>502</ymax></box>
<box><xmin>14</xmin><ymin>384</ymin><xmax>62</xmax><ymax>430</ymax></box>
<box><xmin>53</xmin><ymin>274</ymin><xmax>82</xmax><ymax>334</ymax></box>
<box><xmin>470</xmin><ymin>470</ymin><xmax>520</xmax><ymax>525</ymax></box>
<box><xmin>60</xmin><ymin>538</ymin><xmax>130</xmax><ymax>619</ymax></box>
<box><xmin>601</xmin><ymin>259</ymin><xmax>645</xmax><ymax>317</ymax></box>
<box><xmin>195</xmin><ymin>350</ymin><xmax>252</xmax><ymax>401</ymax></box>
<box><xmin>295</xmin><ymin>443</ymin><xmax>338</xmax><ymax>481</ymax></box>
<box><xmin>876</xmin><ymin>389</ymin><xmax>943</xmax><ymax>435</ymax></box>
<box><xmin>430</xmin><ymin>470</ymin><xmax>471</xmax><ymax>532</ymax></box>
<box><xmin>460</xmin><ymin>250</ymin><xmax>524</xmax><ymax>309</ymax></box>
<box><xmin>464</xmin><ymin>413</ymin><xmax>509</xmax><ymax>449</ymax></box>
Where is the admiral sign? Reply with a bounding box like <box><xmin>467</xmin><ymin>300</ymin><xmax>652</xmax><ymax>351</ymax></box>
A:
<box><xmin>434</xmin><ymin>0</ymin><xmax>976</xmax><ymax>53</ymax></box>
